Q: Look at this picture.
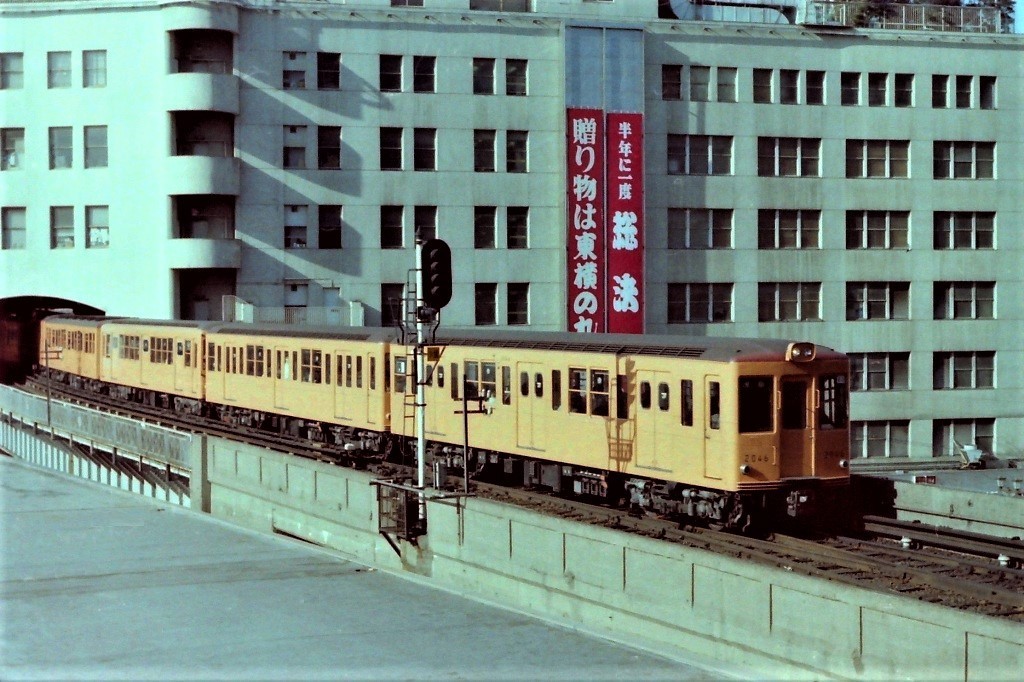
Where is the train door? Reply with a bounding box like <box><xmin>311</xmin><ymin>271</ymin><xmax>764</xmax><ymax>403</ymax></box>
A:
<box><xmin>515</xmin><ymin>362</ymin><xmax>542</xmax><ymax>450</ymax></box>
<box><xmin>779</xmin><ymin>377</ymin><xmax>813</xmax><ymax>477</ymax></box>
<box><xmin>274</xmin><ymin>346</ymin><xmax>290</xmax><ymax>409</ymax></box>
<box><xmin>363</xmin><ymin>353</ymin><xmax>377</xmax><ymax>427</ymax></box>
<box><xmin>634</xmin><ymin>371</ymin><xmax>670</xmax><ymax>473</ymax></box>
<box><xmin>703</xmin><ymin>375</ymin><xmax>725</xmax><ymax>479</ymax></box>
<box><xmin>173</xmin><ymin>338</ymin><xmax>187</xmax><ymax>393</ymax></box>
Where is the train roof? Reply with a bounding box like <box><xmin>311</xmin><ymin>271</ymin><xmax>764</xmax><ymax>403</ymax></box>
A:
<box><xmin>203</xmin><ymin>322</ymin><xmax>398</xmax><ymax>343</ymax></box>
<box><xmin>43</xmin><ymin>315</ymin><xmax>126</xmax><ymax>328</ymax></box>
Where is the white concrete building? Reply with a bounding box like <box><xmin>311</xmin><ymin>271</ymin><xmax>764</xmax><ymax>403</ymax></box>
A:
<box><xmin>1</xmin><ymin>0</ymin><xmax>1022</xmax><ymax>463</ymax></box>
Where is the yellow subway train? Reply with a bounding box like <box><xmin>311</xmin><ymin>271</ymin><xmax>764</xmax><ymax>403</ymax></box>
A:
<box><xmin>37</xmin><ymin>315</ymin><xmax>851</xmax><ymax>530</ymax></box>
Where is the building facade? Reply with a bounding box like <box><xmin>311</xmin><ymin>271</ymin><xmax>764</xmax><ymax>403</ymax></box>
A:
<box><xmin>1</xmin><ymin>0</ymin><xmax>1022</xmax><ymax>463</ymax></box>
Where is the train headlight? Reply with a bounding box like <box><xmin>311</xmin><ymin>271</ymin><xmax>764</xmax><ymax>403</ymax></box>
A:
<box><xmin>786</xmin><ymin>342</ymin><xmax>817</xmax><ymax>362</ymax></box>
<box><xmin>739</xmin><ymin>464</ymin><xmax>751</xmax><ymax>475</ymax></box>
<box><xmin>839</xmin><ymin>459</ymin><xmax>849</xmax><ymax>469</ymax></box>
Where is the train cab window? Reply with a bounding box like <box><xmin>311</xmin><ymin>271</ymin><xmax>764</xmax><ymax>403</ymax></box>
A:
<box><xmin>436</xmin><ymin>362</ymin><xmax>443</xmax><ymax>389</ymax></box>
<box><xmin>451</xmin><ymin>363</ymin><xmax>459</xmax><ymax>400</ymax></box>
<box><xmin>501</xmin><ymin>366</ymin><xmax>511</xmax><ymax>405</ymax></box>
<box><xmin>781</xmin><ymin>381</ymin><xmax>806</xmax><ymax>430</ymax></box>
<box><xmin>482</xmin><ymin>362</ymin><xmax>496</xmax><ymax>400</ymax></box>
<box><xmin>709</xmin><ymin>381</ymin><xmax>721</xmax><ymax>430</ymax></box>
<box><xmin>345</xmin><ymin>355</ymin><xmax>353</xmax><ymax>387</ymax></box>
<box><xmin>464</xmin><ymin>361</ymin><xmax>480</xmax><ymax>399</ymax></box>
<box><xmin>356</xmin><ymin>356</ymin><xmax>364</xmax><ymax>388</ymax></box>
<box><xmin>658</xmin><ymin>382</ymin><xmax>669</xmax><ymax>412</ymax></box>
<box><xmin>640</xmin><ymin>381</ymin><xmax>651</xmax><ymax>410</ymax></box>
<box><xmin>568</xmin><ymin>368</ymin><xmax>587</xmax><ymax>414</ymax></box>
<box><xmin>551</xmin><ymin>370</ymin><xmax>561</xmax><ymax>410</ymax></box>
<box><xmin>370</xmin><ymin>356</ymin><xmax>377</xmax><ymax>391</ymax></box>
<box><xmin>591</xmin><ymin>370</ymin><xmax>610</xmax><ymax>416</ymax></box>
<box><xmin>681</xmin><ymin>380</ymin><xmax>694</xmax><ymax>426</ymax></box>
<box><xmin>395</xmin><ymin>356</ymin><xmax>408</xmax><ymax>393</ymax></box>
<box><xmin>534</xmin><ymin>372</ymin><xmax>543</xmax><ymax>398</ymax></box>
<box><xmin>740</xmin><ymin>377</ymin><xmax>775</xmax><ymax>432</ymax></box>
<box><xmin>520</xmin><ymin>371</ymin><xmax>529</xmax><ymax>397</ymax></box>
<box><xmin>818</xmin><ymin>374</ymin><xmax>849</xmax><ymax>429</ymax></box>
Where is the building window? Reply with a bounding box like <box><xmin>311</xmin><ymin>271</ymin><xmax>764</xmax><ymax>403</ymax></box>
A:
<box><xmin>380</xmin><ymin>55</ymin><xmax>402</xmax><ymax>92</ymax></box>
<box><xmin>933</xmin><ymin>419</ymin><xmax>993</xmax><ymax>458</ymax></box>
<box><xmin>475</xmin><ymin>283</ymin><xmax>497</xmax><ymax>325</ymax></box>
<box><xmin>845</xmin><ymin>211</ymin><xmax>909</xmax><ymax>249</ymax></box>
<box><xmin>667</xmin><ymin>134</ymin><xmax>732</xmax><ymax>176</ymax></box>
<box><xmin>979</xmin><ymin>75</ymin><xmax>996</xmax><ymax>109</ymax></box>
<box><xmin>779</xmin><ymin>69</ymin><xmax>798</xmax><ymax>104</ymax></box>
<box><xmin>50</xmin><ymin>206</ymin><xmax>74</xmax><ymax>249</ymax></box>
<box><xmin>505</xmin><ymin>59</ymin><xmax>527</xmax><ymax>96</ymax></box>
<box><xmin>507</xmin><ymin>207</ymin><xmax>528</xmax><ymax>249</ymax></box>
<box><xmin>176</xmin><ymin>196</ymin><xmax>234</xmax><ymax>238</ymax></box>
<box><xmin>690</xmin><ymin>65</ymin><xmax>710</xmax><ymax>102</ymax></box>
<box><xmin>507</xmin><ymin>283</ymin><xmax>529</xmax><ymax>325</ymax></box>
<box><xmin>758</xmin><ymin>210</ymin><xmax>819</xmax><ymax>249</ymax></box>
<box><xmin>894</xmin><ymin>73</ymin><xmax>913</xmax><ymax>107</ymax></box>
<box><xmin>805</xmin><ymin>70</ymin><xmax>824</xmax><ymax>105</ymax></box>
<box><xmin>849</xmin><ymin>352</ymin><xmax>909</xmax><ymax>391</ymax></box>
<box><xmin>846</xmin><ymin>282</ymin><xmax>910</xmax><ymax>320</ymax></box>
<box><xmin>1</xmin><ymin>207</ymin><xmax>26</xmax><ymax>249</ymax></box>
<box><xmin>282</xmin><ymin>51</ymin><xmax>307</xmax><ymax>89</ymax></box>
<box><xmin>380</xmin><ymin>127</ymin><xmax>402</xmax><ymax>171</ymax></box>
<box><xmin>667</xmin><ymin>208</ymin><xmax>732</xmax><ymax>249</ymax></box>
<box><xmin>473</xmin><ymin>58</ymin><xmax>495</xmax><ymax>94</ymax></box>
<box><xmin>84</xmin><ymin>125</ymin><xmax>108</xmax><ymax>168</ymax></box>
<box><xmin>758</xmin><ymin>283</ymin><xmax>820</xmax><ymax>322</ymax></box>
<box><xmin>933</xmin><ymin>281</ymin><xmax>994</xmax><ymax>320</ymax></box>
<box><xmin>934</xmin><ymin>351</ymin><xmax>994</xmax><ymax>390</ymax></box>
<box><xmin>474</xmin><ymin>206</ymin><xmax>495</xmax><ymax>248</ymax></box>
<box><xmin>933</xmin><ymin>141</ymin><xmax>994</xmax><ymax>179</ymax></box>
<box><xmin>932</xmin><ymin>74</ymin><xmax>949</xmax><ymax>108</ymax></box>
<box><xmin>319</xmin><ymin>205</ymin><xmax>342</xmax><ymax>249</ymax></box>
<box><xmin>317</xmin><ymin>52</ymin><xmax>340</xmax><ymax>90</ymax></box>
<box><xmin>955</xmin><ymin>75</ymin><xmax>972</xmax><ymax>108</ymax></box>
<box><xmin>933</xmin><ymin>211</ymin><xmax>993</xmax><ymax>250</ymax></box>
<box><xmin>757</xmin><ymin>137</ymin><xmax>820</xmax><ymax>177</ymax></box>
<box><xmin>413</xmin><ymin>128</ymin><xmax>435</xmax><ymax>171</ymax></box>
<box><xmin>851</xmin><ymin>421</ymin><xmax>909</xmax><ymax>458</ymax></box>
<box><xmin>47</xmin><ymin>51</ymin><xmax>71</xmax><ymax>88</ymax></box>
<box><xmin>283</xmin><ymin>125</ymin><xmax>307</xmax><ymax>169</ymax></box>
<box><xmin>317</xmin><ymin>126</ymin><xmax>341</xmax><ymax>170</ymax></box>
<box><xmin>414</xmin><ymin>205</ymin><xmax>436</xmax><ymax>242</ymax></box>
<box><xmin>717</xmin><ymin>67</ymin><xmax>737</xmax><ymax>103</ymax></box>
<box><xmin>49</xmin><ymin>127</ymin><xmax>73</xmax><ymax>169</ymax></box>
<box><xmin>841</xmin><ymin>72</ymin><xmax>860</xmax><ymax>105</ymax></box>
<box><xmin>506</xmin><ymin>130</ymin><xmax>527</xmax><ymax>173</ymax></box>
<box><xmin>867</xmin><ymin>72</ymin><xmax>887</xmax><ymax>106</ymax></box>
<box><xmin>661</xmin><ymin>64</ymin><xmax>681</xmax><ymax>100</ymax></box>
<box><xmin>752</xmin><ymin>68</ymin><xmax>772</xmax><ymax>103</ymax></box>
<box><xmin>845</xmin><ymin>139</ymin><xmax>909</xmax><ymax>178</ymax></box>
<box><xmin>1</xmin><ymin>128</ymin><xmax>24</xmax><ymax>170</ymax></box>
<box><xmin>667</xmin><ymin>283</ymin><xmax>732</xmax><ymax>323</ymax></box>
<box><xmin>0</xmin><ymin>53</ymin><xmax>23</xmax><ymax>89</ymax></box>
<box><xmin>413</xmin><ymin>55</ymin><xmax>435</xmax><ymax>93</ymax></box>
<box><xmin>86</xmin><ymin>205</ymin><xmax>109</xmax><ymax>248</ymax></box>
<box><xmin>380</xmin><ymin>206</ymin><xmax>403</xmax><ymax>249</ymax></box>
<box><xmin>284</xmin><ymin>205</ymin><xmax>307</xmax><ymax>248</ymax></box>
<box><xmin>474</xmin><ymin>130</ymin><xmax>496</xmax><ymax>172</ymax></box>
<box><xmin>380</xmin><ymin>283</ymin><xmax>405</xmax><ymax>328</ymax></box>
<box><xmin>83</xmin><ymin>50</ymin><xmax>107</xmax><ymax>87</ymax></box>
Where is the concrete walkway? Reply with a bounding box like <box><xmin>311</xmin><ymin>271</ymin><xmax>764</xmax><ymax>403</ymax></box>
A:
<box><xmin>0</xmin><ymin>456</ymin><xmax>726</xmax><ymax>680</ymax></box>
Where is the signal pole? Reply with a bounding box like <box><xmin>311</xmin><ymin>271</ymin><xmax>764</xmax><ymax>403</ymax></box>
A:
<box><xmin>415</xmin><ymin>242</ymin><xmax>427</xmax><ymax>521</ymax></box>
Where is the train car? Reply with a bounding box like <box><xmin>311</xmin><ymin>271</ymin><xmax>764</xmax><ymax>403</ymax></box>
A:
<box><xmin>99</xmin><ymin>319</ymin><xmax>207</xmax><ymax>408</ymax></box>
<box><xmin>392</xmin><ymin>330</ymin><xmax>849</xmax><ymax>530</ymax></box>
<box><xmin>37</xmin><ymin>315</ymin><xmax>108</xmax><ymax>387</ymax></box>
<box><xmin>201</xmin><ymin>323</ymin><xmax>394</xmax><ymax>449</ymax></box>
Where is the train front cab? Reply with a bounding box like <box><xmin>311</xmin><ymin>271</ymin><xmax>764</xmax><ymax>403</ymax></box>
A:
<box><xmin>38</xmin><ymin>316</ymin><xmax>104</xmax><ymax>383</ymax></box>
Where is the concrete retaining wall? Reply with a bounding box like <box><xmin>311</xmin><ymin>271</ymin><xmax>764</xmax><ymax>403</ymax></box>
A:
<box><xmin>892</xmin><ymin>480</ymin><xmax>1024</xmax><ymax>538</ymax></box>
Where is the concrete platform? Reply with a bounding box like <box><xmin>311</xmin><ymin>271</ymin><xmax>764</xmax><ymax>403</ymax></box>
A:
<box><xmin>0</xmin><ymin>456</ymin><xmax>721</xmax><ymax>681</ymax></box>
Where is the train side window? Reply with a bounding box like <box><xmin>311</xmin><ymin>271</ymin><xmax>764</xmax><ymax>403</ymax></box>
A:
<box><xmin>245</xmin><ymin>345</ymin><xmax>255</xmax><ymax>375</ymax></box>
<box><xmin>143</xmin><ymin>338</ymin><xmax>150</xmax><ymax>353</ymax></box>
<box><xmin>451</xmin><ymin>363</ymin><xmax>459</xmax><ymax>400</ymax></box>
<box><xmin>534</xmin><ymin>372</ymin><xmax>543</xmax><ymax>398</ymax></box>
<box><xmin>709</xmin><ymin>381</ymin><xmax>721</xmax><ymax>430</ymax></box>
<box><xmin>299</xmin><ymin>349</ymin><xmax>310</xmax><ymax>382</ymax></box>
<box><xmin>217</xmin><ymin>346</ymin><xmax>222</xmax><ymax>373</ymax></box>
<box><xmin>658</xmin><ymin>382</ymin><xmax>670</xmax><ymax>412</ymax></box>
<box><xmin>370</xmin><ymin>356</ymin><xmax>377</xmax><ymax>391</ymax></box>
<box><xmin>281</xmin><ymin>351</ymin><xmax>290</xmax><ymax>380</ymax></box>
<box><xmin>336</xmin><ymin>355</ymin><xmax>344</xmax><ymax>385</ymax></box>
<box><xmin>501</xmin><ymin>366</ymin><xmax>511</xmax><ymax>405</ymax></box>
<box><xmin>591</xmin><ymin>370</ymin><xmax>609</xmax><ymax>416</ymax></box>
<box><xmin>818</xmin><ymin>374</ymin><xmax>849</xmax><ymax>429</ymax></box>
<box><xmin>322</xmin><ymin>352</ymin><xmax>329</xmax><ymax>383</ymax></box>
<box><xmin>681</xmin><ymin>380</ymin><xmax>693</xmax><ymax>426</ymax></box>
<box><xmin>184</xmin><ymin>341</ymin><xmax>192</xmax><ymax>367</ymax></box>
<box><xmin>176</xmin><ymin>341</ymin><xmax>183</xmax><ymax>357</ymax></box>
<box><xmin>346</xmin><ymin>355</ymin><xmax>353</xmax><ymax>388</ymax></box>
<box><xmin>356</xmin><ymin>356</ymin><xmax>363</xmax><ymax>388</ymax></box>
<box><xmin>617</xmin><ymin>374</ymin><xmax>628</xmax><ymax>419</ymax></box>
<box><xmin>464</xmin><ymin>361</ymin><xmax>479</xmax><ymax>399</ymax></box>
<box><xmin>568</xmin><ymin>368</ymin><xmax>587</xmax><ymax>414</ymax></box>
<box><xmin>265</xmin><ymin>347</ymin><xmax>272</xmax><ymax>377</ymax></box>
<box><xmin>436</xmin><ymin>363</ymin><xmax>444</xmax><ymax>389</ymax></box>
<box><xmin>551</xmin><ymin>370</ymin><xmax>561</xmax><ymax>410</ymax></box>
<box><xmin>207</xmin><ymin>342</ymin><xmax>215</xmax><ymax>371</ymax></box>
<box><xmin>520</xmin><ymin>371</ymin><xmax>529</xmax><ymax>397</ymax></box>
<box><xmin>640</xmin><ymin>381</ymin><xmax>651</xmax><ymax>410</ymax></box>
<box><xmin>482</xmin><ymin>362</ymin><xmax>496</xmax><ymax>399</ymax></box>
<box><xmin>395</xmin><ymin>356</ymin><xmax>407</xmax><ymax>393</ymax></box>
<box><xmin>105</xmin><ymin>335</ymin><xmax>112</xmax><ymax>358</ymax></box>
<box><xmin>292</xmin><ymin>351</ymin><xmax>298</xmax><ymax>380</ymax></box>
<box><xmin>314</xmin><ymin>350</ymin><xmax>324</xmax><ymax>384</ymax></box>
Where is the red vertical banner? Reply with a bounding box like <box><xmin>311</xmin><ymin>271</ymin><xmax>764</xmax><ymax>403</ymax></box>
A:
<box><xmin>566</xmin><ymin>109</ymin><xmax>606</xmax><ymax>333</ymax></box>
<box><xmin>605</xmin><ymin>112</ymin><xmax>644</xmax><ymax>334</ymax></box>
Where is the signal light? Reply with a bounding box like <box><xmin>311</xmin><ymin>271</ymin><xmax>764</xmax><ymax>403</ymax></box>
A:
<box><xmin>420</xmin><ymin>238</ymin><xmax>453</xmax><ymax>310</ymax></box>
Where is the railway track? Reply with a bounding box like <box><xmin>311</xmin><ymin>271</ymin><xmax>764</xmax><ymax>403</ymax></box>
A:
<box><xmin>19</xmin><ymin>379</ymin><xmax>1024</xmax><ymax>622</ymax></box>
